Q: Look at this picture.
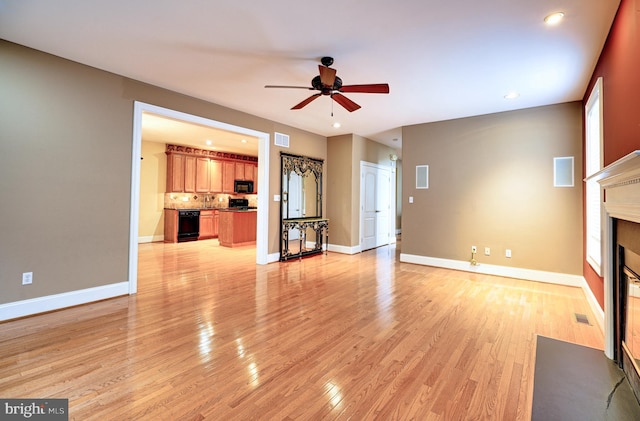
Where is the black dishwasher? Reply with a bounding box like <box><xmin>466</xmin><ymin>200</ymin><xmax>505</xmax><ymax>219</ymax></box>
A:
<box><xmin>178</xmin><ymin>210</ymin><xmax>200</xmax><ymax>242</ymax></box>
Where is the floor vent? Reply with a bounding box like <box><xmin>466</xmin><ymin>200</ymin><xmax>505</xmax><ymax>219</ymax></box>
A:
<box><xmin>575</xmin><ymin>313</ymin><xmax>590</xmax><ymax>325</ymax></box>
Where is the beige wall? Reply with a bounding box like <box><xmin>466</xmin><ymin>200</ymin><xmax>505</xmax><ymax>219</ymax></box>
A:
<box><xmin>0</xmin><ymin>40</ymin><xmax>325</xmax><ymax>305</ymax></box>
<box><xmin>401</xmin><ymin>102</ymin><xmax>584</xmax><ymax>274</ymax></box>
<box><xmin>327</xmin><ymin>134</ymin><xmax>354</xmax><ymax>247</ymax></box>
<box><xmin>327</xmin><ymin>134</ymin><xmax>397</xmax><ymax>248</ymax></box>
<box><xmin>139</xmin><ymin>141</ymin><xmax>167</xmax><ymax>241</ymax></box>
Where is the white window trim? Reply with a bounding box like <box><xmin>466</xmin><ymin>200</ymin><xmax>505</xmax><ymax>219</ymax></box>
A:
<box><xmin>585</xmin><ymin>77</ymin><xmax>604</xmax><ymax>276</ymax></box>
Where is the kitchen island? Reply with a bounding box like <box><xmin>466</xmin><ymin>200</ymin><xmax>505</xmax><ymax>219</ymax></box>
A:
<box><xmin>218</xmin><ymin>209</ymin><xmax>257</xmax><ymax>247</ymax></box>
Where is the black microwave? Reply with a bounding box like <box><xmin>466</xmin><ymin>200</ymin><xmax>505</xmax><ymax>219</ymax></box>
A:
<box><xmin>234</xmin><ymin>180</ymin><xmax>254</xmax><ymax>193</ymax></box>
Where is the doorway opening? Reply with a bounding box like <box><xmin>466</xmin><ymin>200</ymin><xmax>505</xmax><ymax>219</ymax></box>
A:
<box><xmin>128</xmin><ymin>101</ymin><xmax>270</xmax><ymax>294</ymax></box>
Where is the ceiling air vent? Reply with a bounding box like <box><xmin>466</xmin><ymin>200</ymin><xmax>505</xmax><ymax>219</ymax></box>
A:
<box><xmin>274</xmin><ymin>132</ymin><xmax>290</xmax><ymax>148</ymax></box>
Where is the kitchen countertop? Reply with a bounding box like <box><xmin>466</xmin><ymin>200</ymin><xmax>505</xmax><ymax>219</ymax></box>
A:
<box><xmin>218</xmin><ymin>208</ymin><xmax>257</xmax><ymax>212</ymax></box>
<box><xmin>164</xmin><ymin>208</ymin><xmax>256</xmax><ymax>212</ymax></box>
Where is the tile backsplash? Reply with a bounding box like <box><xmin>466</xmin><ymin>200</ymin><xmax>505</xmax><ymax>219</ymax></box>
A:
<box><xmin>164</xmin><ymin>193</ymin><xmax>257</xmax><ymax>209</ymax></box>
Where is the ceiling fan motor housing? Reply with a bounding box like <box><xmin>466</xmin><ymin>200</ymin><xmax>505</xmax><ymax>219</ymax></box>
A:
<box><xmin>312</xmin><ymin>75</ymin><xmax>342</xmax><ymax>94</ymax></box>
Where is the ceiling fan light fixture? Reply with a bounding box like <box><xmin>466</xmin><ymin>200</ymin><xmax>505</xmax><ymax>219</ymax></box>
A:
<box><xmin>544</xmin><ymin>12</ymin><xmax>565</xmax><ymax>25</ymax></box>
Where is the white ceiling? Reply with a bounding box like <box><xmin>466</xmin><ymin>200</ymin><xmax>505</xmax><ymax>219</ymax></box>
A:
<box><xmin>142</xmin><ymin>112</ymin><xmax>260</xmax><ymax>156</ymax></box>
<box><xmin>0</xmin><ymin>0</ymin><xmax>620</xmax><ymax>156</ymax></box>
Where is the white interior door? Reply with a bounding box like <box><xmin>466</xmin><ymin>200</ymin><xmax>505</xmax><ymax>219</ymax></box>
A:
<box><xmin>361</xmin><ymin>162</ymin><xmax>393</xmax><ymax>251</ymax></box>
<box><xmin>362</xmin><ymin>166</ymin><xmax>378</xmax><ymax>251</ymax></box>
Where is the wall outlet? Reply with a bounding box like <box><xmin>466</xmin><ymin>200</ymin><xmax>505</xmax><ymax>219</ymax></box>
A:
<box><xmin>484</xmin><ymin>247</ymin><xmax>491</xmax><ymax>256</ymax></box>
<box><xmin>505</xmin><ymin>249</ymin><xmax>512</xmax><ymax>258</ymax></box>
<box><xmin>22</xmin><ymin>272</ymin><xmax>33</xmax><ymax>285</ymax></box>
<box><xmin>471</xmin><ymin>245</ymin><xmax>477</xmax><ymax>253</ymax></box>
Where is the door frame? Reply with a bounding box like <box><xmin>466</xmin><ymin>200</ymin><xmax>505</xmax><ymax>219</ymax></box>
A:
<box><xmin>129</xmin><ymin>101</ymin><xmax>270</xmax><ymax>294</ymax></box>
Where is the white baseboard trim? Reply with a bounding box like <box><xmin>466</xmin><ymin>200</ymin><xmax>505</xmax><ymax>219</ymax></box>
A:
<box><xmin>0</xmin><ymin>282</ymin><xmax>129</xmax><ymax>321</ymax></box>
<box><xmin>399</xmin><ymin>253</ymin><xmax>605</xmax><ymax>329</ymax></box>
<box><xmin>328</xmin><ymin>243</ymin><xmax>361</xmax><ymax>255</ymax></box>
<box><xmin>400</xmin><ymin>253</ymin><xmax>585</xmax><ymax>286</ymax></box>
<box><xmin>267</xmin><ymin>252</ymin><xmax>281</xmax><ymax>263</ymax></box>
<box><xmin>138</xmin><ymin>235</ymin><xmax>164</xmax><ymax>243</ymax></box>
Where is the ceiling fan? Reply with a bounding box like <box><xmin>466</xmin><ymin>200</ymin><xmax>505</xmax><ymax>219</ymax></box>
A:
<box><xmin>265</xmin><ymin>56</ymin><xmax>389</xmax><ymax>112</ymax></box>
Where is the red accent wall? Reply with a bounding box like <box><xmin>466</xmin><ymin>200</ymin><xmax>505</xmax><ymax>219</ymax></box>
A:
<box><xmin>583</xmin><ymin>0</ymin><xmax>640</xmax><ymax>308</ymax></box>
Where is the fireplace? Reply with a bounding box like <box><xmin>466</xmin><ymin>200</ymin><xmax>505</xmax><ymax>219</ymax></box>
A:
<box><xmin>590</xmin><ymin>151</ymin><xmax>640</xmax><ymax>404</ymax></box>
<box><xmin>616</xmin><ymin>220</ymin><xmax>640</xmax><ymax>402</ymax></box>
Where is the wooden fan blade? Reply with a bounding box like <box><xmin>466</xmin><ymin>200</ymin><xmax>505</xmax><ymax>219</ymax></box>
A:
<box><xmin>332</xmin><ymin>93</ymin><xmax>361</xmax><ymax>112</ymax></box>
<box><xmin>319</xmin><ymin>65</ymin><xmax>336</xmax><ymax>87</ymax></box>
<box><xmin>339</xmin><ymin>84</ymin><xmax>390</xmax><ymax>94</ymax></box>
<box><xmin>291</xmin><ymin>93</ymin><xmax>322</xmax><ymax>110</ymax></box>
<box><xmin>265</xmin><ymin>85</ymin><xmax>314</xmax><ymax>89</ymax></box>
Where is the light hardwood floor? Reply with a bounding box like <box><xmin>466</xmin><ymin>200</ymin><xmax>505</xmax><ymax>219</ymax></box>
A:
<box><xmin>0</xmin><ymin>241</ymin><xmax>603</xmax><ymax>420</ymax></box>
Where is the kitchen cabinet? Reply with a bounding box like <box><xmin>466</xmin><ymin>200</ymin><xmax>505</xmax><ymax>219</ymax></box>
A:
<box><xmin>166</xmin><ymin>154</ymin><xmax>213</xmax><ymax>194</ymax></box>
<box><xmin>166</xmin><ymin>154</ymin><xmax>185</xmax><ymax>192</ymax></box>
<box><xmin>222</xmin><ymin>161</ymin><xmax>235</xmax><ymax>193</ymax></box>
<box><xmin>164</xmin><ymin>209</ymin><xmax>179</xmax><ymax>243</ymax></box>
<box><xmin>165</xmin><ymin>145</ymin><xmax>257</xmax><ymax>194</ymax></box>
<box><xmin>199</xmin><ymin>209</ymin><xmax>219</xmax><ymax>239</ymax></box>
<box><xmin>195</xmin><ymin>157</ymin><xmax>210</xmax><ymax>193</ymax></box>
<box><xmin>244</xmin><ymin>163</ymin><xmax>255</xmax><ymax>182</ymax></box>
<box><xmin>235</xmin><ymin>162</ymin><xmax>245</xmax><ymax>181</ymax></box>
<box><xmin>184</xmin><ymin>156</ymin><xmax>196</xmax><ymax>193</ymax></box>
<box><xmin>253</xmin><ymin>164</ymin><xmax>258</xmax><ymax>193</ymax></box>
<box><xmin>210</xmin><ymin>160</ymin><xmax>222</xmax><ymax>192</ymax></box>
<box><xmin>218</xmin><ymin>210</ymin><xmax>256</xmax><ymax>247</ymax></box>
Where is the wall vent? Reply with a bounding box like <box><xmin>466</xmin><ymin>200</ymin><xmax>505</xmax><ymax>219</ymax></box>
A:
<box><xmin>274</xmin><ymin>132</ymin><xmax>290</xmax><ymax>148</ymax></box>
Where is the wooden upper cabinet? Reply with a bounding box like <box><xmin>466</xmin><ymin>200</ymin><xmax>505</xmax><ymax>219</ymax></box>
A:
<box><xmin>244</xmin><ymin>163</ymin><xmax>255</xmax><ymax>182</ymax></box>
<box><xmin>234</xmin><ymin>162</ymin><xmax>245</xmax><ymax>181</ymax></box>
<box><xmin>167</xmin><ymin>154</ymin><xmax>185</xmax><ymax>192</ymax></box>
<box><xmin>165</xmin><ymin>145</ymin><xmax>256</xmax><ymax>194</ymax></box>
<box><xmin>253</xmin><ymin>164</ymin><xmax>258</xmax><ymax>193</ymax></box>
<box><xmin>210</xmin><ymin>159</ymin><xmax>223</xmax><ymax>193</ymax></box>
<box><xmin>184</xmin><ymin>156</ymin><xmax>196</xmax><ymax>193</ymax></box>
<box><xmin>195</xmin><ymin>157</ymin><xmax>210</xmax><ymax>193</ymax></box>
<box><xmin>222</xmin><ymin>161</ymin><xmax>235</xmax><ymax>193</ymax></box>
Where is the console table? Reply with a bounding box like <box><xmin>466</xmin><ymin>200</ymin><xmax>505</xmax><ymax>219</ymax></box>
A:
<box><xmin>281</xmin><ymin>218</ymin><xmax>329</xmax><ymax>261</ymax></box>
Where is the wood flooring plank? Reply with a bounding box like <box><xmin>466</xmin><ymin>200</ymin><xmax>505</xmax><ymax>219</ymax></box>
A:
<box><xmin>0</xmin><ymin>240</ymin><xmax>604</xmax><ymax>420</ymax></box>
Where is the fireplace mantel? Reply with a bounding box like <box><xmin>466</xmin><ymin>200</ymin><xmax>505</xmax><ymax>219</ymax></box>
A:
<box><xmin>588</xmin><ymin>150</ymin><xmax>640</xmax><ymax>224</ymax></box>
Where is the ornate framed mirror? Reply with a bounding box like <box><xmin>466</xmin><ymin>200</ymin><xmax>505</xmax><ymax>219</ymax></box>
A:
<box><xmin>280</xmin><ymin>153</ymin><xmax>328</xmax><ymax>260</ymax></box>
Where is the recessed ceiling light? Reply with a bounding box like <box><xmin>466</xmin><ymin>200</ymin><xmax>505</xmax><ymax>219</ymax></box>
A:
<box><xmin>333</xmin><ymin>122</ymin><xmax>341</xmax><ymax>128</ymax></box>
<box><xmin>544</xmin><ymin>12</ymin><xmax>565</xmax><ymax>25</ymax></box>
<box><xmin>504</xmin><ymin>92</ymin><xmax>520</xmax><ymax>100</ymax></box>
<box><xmin>205</xmin><ymin>139</ymin><xmax>213</xmax><ymax>146</ymax></box>
<box><xmin>241</xmin><ymin>139</ymin><xmax>247</xmax><ymax>143</ymax></box>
